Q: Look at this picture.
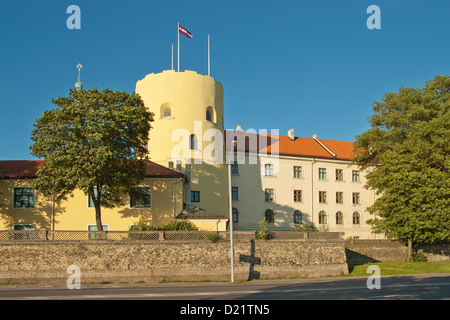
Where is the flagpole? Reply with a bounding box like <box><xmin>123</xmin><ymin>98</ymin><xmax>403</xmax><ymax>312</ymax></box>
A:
<box><xmin>177</xmin><ymin>22</ymin><xmax>180</xmax><ymax>72</ymax></box>
<box><xmin>171</xmin><ymin>44</ymin><xmax>174</xmax><ymax>70</ymax></box>
<box><xmin>208</xmin><ymin>35</ymin><xmax>210</xmax><ymax>76</ymax></box>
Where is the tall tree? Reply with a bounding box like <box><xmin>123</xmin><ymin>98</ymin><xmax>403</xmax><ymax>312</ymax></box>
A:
<box><xmin>30</xmin><ymin>88</ymin><xmax>153</xmax><ymax>231</ymax></box>
<box><xmin>353</xmin><ymin>75</ymin><xmax>450</xmax><ymax>260</ymax></box>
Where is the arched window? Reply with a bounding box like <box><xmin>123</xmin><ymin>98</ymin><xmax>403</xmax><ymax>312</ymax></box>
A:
<box><xmin>232</xmin><ymin>208</ymin><xmax>239</xmax><ymax>223</ymax></box>
<box><xmin>336</xmin><ymin>211</ymin><xmax>343</xmax><ymax>225</ymax></box>
<box><xmin>206</xmin><ymin>106</ymin><xmax>215</xmax><ymax>123</ymax></box>
<box><xmin>318</xmin><ymin>211</ymin><xmax>327</xmax><ymax>224</ymax></box>
<box><xmin>189</xmin><ymin>134</ymin><xmax>198</xmax><ymax>150</ymax></box>
<box><xmin>164</xmin><ymin>107</ymin><xmax>171</xmax><ymax>117</ymax></box>
<box><xmin>265</xmin><ymin>209</ymin><xmax>274</xmax><ymax>223</ymax></box>
<box><xmin>293</xmin><ymin>210</ymin><xmax>302</xmax><ymax>224</ymax></box>
<box><xmin>160</xmin><ymin>103</ymin><xmax>173</xmax><ymax>119</ymax></box>
<box><xmin>353</xmin><ymin>212</ymin><xmax>360</xmax><ymax>225</ymax></box>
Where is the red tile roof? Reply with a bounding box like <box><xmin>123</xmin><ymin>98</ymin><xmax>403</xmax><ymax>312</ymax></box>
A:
<box><xmin>225</xmin><ymin>131</ymin><xmax>355</xmax><ymax>160</ymax></box>
<box><xmin>0</xmin><ymin>160</ymin><xmax>45</xmax><ymax>179</ymax></box>
<box><xmin>0</xmin><ymin>160</ymin><xmax>184</xmax><ymax>179</ymax></box>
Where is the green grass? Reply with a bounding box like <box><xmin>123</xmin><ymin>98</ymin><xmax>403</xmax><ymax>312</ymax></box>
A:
<box><xmin>348</xmin><ymin>261</ymin><xmax>450</xmax><ymax>276</ymax></box>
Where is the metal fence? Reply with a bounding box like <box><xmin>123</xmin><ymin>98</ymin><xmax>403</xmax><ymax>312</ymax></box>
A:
<box><xmin>0</xmin><ymin>230</ymin><xmax>342</xmax><ymax>242</ymax></box>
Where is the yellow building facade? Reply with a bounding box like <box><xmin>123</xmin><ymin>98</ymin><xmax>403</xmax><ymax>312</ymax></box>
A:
<box><xmin>0</xmin><ymin>160</ymin><xmax>186</xmax><ymax>231</ymax></box>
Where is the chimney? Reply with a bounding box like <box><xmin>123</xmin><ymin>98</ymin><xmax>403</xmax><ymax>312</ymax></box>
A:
<box><xmin>288</xmin><ymin>128</ymin><xmax>295</xmax><ymax>140</ymax></box>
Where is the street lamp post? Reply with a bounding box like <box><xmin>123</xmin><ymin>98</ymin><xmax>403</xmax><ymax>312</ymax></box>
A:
<box><xmin>228</xmin><ymin>139</ymin><xmax>237</xmax><ymax>283</ymax></box>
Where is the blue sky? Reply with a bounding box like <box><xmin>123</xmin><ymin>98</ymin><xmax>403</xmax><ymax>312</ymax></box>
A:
<box><xmin>0</xmin><ymin>0</ymin><xmax>449</xmax><ymax>160</ymax></box>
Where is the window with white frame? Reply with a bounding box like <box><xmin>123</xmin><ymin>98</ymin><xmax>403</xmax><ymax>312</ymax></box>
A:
<box><xmin>336</xmin><ymin>192</ymin><xmax>343</xmax><ymax>204</ymax></box>
<box><xmin>265</xmin><ymin>188</ymin><xmax>274</xmax><ymax>202</ymax></box>
<box><xmin>352</xmin><ymin>170</ymin><xmax>360</xmax><ymax>182</ymax></box>
<box><xmin>293</xmin><ymin>190</ymin><xmax>302</xmax><ymax>202</ymax></box>
<box><xmin>352</xmin><ymin>192</ymin><xmax>361</xmax><ymax>204</ymax></box>
<box><xmin>319</xmin><ymin>211</ymin><xmax>327</xmax><ymax>224</ymax></box>
<box><xmin>318</xmin><ymin>168</ymin><xmax>327</xmax><ymax>180</ymax></box>
<box><xmin>353</xmin><ymin>212</ymin><xmax>361</xmax><ymax>224</ymax></box>
<box><xmin>335</xmin><ymin>169</ymin><xmax>343</xmax><ymax>181</ymax></box>
<box><xmin>319</xmin><ymin>191</ymin><xmax>327</xmax><ymax>203</ymax></box>
<box><xmin>336</xmin><ymin>211</ymin><xmax>344</xmax><ymax>225</ymax></box>
<box><xmin>264</xmin><ymin>163</ymin><xmax>274</xmax><ymax>176</ymax></box>
<box><xmin>293</xmin><ymin>166</ymin><xmax>302</xmax><ymax>178</ymax></box>
<box><xmin>293</xmin><ymin>210</ymin><xmax>302</xmax><ymax>224</ymax></box>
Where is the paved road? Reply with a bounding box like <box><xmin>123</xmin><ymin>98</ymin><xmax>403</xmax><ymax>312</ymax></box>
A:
<box><xmin>0</xmin><ymin>273</ymin><xmax>449</xmax><ymax>301</ymax></box>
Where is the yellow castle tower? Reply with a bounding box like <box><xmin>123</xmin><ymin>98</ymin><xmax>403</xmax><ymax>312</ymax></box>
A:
<box><xmin>135</xmin><ymin>70</ymin><xmax>229</xmax><ymax>218</ymax></box>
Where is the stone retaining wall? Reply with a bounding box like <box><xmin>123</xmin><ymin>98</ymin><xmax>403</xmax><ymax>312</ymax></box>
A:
<box><xmin>0</xmin><ymin>239</ymin><xmax>348</xmax><ymax>286</ymax></box>
<box><xmin>345</xmin><ymin>240</ymin><xmax>450</xmax><ymax>263</ymax></box>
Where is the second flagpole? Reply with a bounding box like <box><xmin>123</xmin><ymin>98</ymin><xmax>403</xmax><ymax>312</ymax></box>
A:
<box><xmin>177</xmin><ymin>22</ymin><xmax>180</xmax><ymax>72</ymax></box>
<box><xmin>208</xmin><ymin>34</ymin><xmax>210</xmax><ymax>76</ymax></box>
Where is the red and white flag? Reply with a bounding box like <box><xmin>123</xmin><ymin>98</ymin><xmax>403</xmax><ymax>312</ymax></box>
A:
<box><xmin>179</xmin><ymin>24</ymin><xmax>193</xmax><ymax>39</ymax></box>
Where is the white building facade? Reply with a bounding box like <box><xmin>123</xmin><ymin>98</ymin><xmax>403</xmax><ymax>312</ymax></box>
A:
<box><xmin>226</xmin><ymin>129</ymin><xmax>380</xmax><ymax>239</ymax></box>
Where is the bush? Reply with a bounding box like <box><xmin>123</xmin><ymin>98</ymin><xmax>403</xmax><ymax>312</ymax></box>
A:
<box><xmin>129</xmin><ymin>219</ymin><xmax>198</xmax><ymax>231</ymax></box>
<box><xmin>412</xmin><ymin>249</ymin><xmax>427</xmax><ymax>262</ymax></box>
<box><xmin>204</xmin><ymin>232</ymin><xmax>220</xmax><ymax>243</ymax></box>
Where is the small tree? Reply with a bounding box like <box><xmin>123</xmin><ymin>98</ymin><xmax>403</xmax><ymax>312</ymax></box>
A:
<box><xmin>30</xmin><ymin>88</ymin><xmax>153</xmax><ymax>231</ymax></box>
<box><xmin>256</xmin><ymin>218</ymin><xmax>271</xmax><ymax>240</ymax></box>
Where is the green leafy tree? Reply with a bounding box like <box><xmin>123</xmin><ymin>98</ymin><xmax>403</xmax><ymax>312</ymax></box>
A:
<box><xmin>353</xmin><ymin>75</ymin><xmax>450</xmax><ymax>260</ymax></box>
<box><xmin>30</xmin><ymin>88</ymin><xmax>153</xmax><ymax>231</ymax></box>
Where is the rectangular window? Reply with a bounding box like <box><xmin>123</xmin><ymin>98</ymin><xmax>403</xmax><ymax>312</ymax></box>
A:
<box><xmin>265</xmin><ymin>164</ymin><xmax>274</xmax><ymax>176</ymax></box>
<box><xmin>336</xmin><ymin>192</ymin><xmax>343</xmax><ymax>204</ymax></box>
<box><xmin>168</xmin><ymin>161</ymin><xmax>174</xmax><ymax>169</ymax></box>
<box><xmin>13</xmin><ymin>224</ymin><xmax>35</xmax><ymax>240</ymax></box>
<box><xmin>88</xmin><ymin>187</ymin><xmax>108</xmax><ymax>208</ymax></box>
<box><xmin>335</xmin><ymin>169</ymin><xmax>343</xmax><ymax>181</ymax></box>
<box><xmin>13</xmin><ymin>187</ymin><xmax>35</xmax><ymax>208</ymax></box>
<box><xmin>293</xmin><ymin>166</ymin><xmax>302</xmax><ymax>178</ymax></box>
<box><xmin>87</xmin><ymin>225</ymin><xmax>109</xmax><ymax>240</ymax></box>
<box><xmin>265</xmin><ymin>188</ymin><xmax>274</xmax><ymax>202</ymax></box>
<box><xmin>232</xmin><ymin>208</ymin><xmax>238</xmax><ymax>223</ymax></box>
<box><xmin>176</xmin><ymin>160</ymin><xmax>182</xmax><ymax>172</ymax></box>
<box><xmin>191</xmin><ymin>191</ymin><xmax>200</xmax><ymax>202</ymax></box>
<box><xmin>352</xmin><ymin>192</ymin><xmax>361</xmax><ymax>204</ymax></box>
<box><xmin>231</xmin><ymin>162</ymin><xmax>239</xmax><ymax>175</ymax></box>
<box><xmin>232</xmin><ymin>187</ymin><xmax>239</xmax><ymax>200</ymax></box>
<box><xmin>130</xmin><ymin>187</ymin><xmax>152</xmax><ymax>208</ymax></box>
<box><xmin>319</xmin><ymin>191</ymin><xmax>327</xmax><ymax>203</ymax></box>
<box><xmin>352</xmin><ymin>170</ymin><xmax>360</xmax><ymax>182</ymax></box>
<box><xmin>318</xmin><ymin>168</ymin><xmax>327</xmax><ymax>180</ymax></box>
<box><xmin>293</xmin><ymin>190</ymin><xmax>302</xmax><ymax>202</ymax></box>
